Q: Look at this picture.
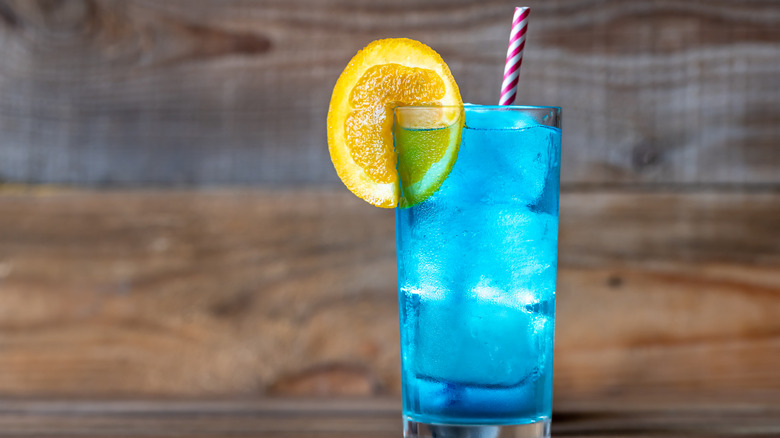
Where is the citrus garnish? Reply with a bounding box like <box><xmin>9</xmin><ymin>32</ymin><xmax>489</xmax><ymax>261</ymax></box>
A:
<box><xmin>394</xmin><ymin>107</ymin><xmax>463</xmax><ymax>207</ymax></box>
<box><xmin>327</xmin><ymin>38</ymin><xmax>463</xmax><ymax>208</ymax></box>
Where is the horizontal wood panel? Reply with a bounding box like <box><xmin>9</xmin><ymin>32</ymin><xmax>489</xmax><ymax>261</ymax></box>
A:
<box><xmin>0</xmin><ymin>398</ymin><xmax>777</xmax><ymax>437</ymax></box>
<box><xmin>0</xmin><ymin>188</ymin><xmax>777</xmax><ymax>400</ymax></box>
<box><xmin>0</xmin><ymin>0</ymin><xmax>778</xmax><ymax>186</ymax></box>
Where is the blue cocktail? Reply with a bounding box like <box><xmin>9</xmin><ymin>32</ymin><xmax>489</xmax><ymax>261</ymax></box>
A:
<box><xmin>395</xmin><ymin>105</ymin><xmax>561</xmax><ymax>437</ymax></box>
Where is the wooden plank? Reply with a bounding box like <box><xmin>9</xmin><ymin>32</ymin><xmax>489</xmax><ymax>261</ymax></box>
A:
<box><xmin>0</xmin><ymin>188</ymin><xmax>777</xmax><ymax>401</ymax></box>
<box><xmin>0</xmin><ymin>398</ymin><xmax>776</xmax><ymax>437</ymax></box>
<box><xmin>0</xmin><ymin>0</ymin><xmax>778</xmax><ymax>186</ymax></box>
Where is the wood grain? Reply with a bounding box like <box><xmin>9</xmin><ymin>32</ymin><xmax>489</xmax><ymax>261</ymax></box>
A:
<box><xmin>0</xmin><ymin>188</ymin><xmax>777</xmax><ymax>400</ymax></box>
<box><xmin>0</xmin><ymin>398</ymin><xmax>777</xmax><ymax>437</ymax></box>
<box><xmin>0</xmin><ymin>0</ymin><xmax>777</xmax><ymax>186</ymax></box>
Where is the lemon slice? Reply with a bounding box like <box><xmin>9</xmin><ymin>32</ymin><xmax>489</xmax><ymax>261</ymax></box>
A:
<box><xmin>327</xmin><ymin>38</ymin><xmax>463</xmax><ymax>208</ymax></box>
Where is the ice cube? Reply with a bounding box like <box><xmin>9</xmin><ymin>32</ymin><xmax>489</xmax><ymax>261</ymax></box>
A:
<box><xmin>464</xmin><ymin>106</ymin><xmax>538</xmax><ymax>130</ymax></box>
<box><xmin>450</xmin><ymin>206</ymin><xmax>558</xmax><ymax>297</ymax></box>
<box><xmin>500</xmin><ymin>209</ymin><xmax>559</xmax><ymax>300</ymax></box>
<box><xmin>499</xmin><ymin>126</ymin><xmax>558</xmax><ymax>205</ymax></box>
<box><xmin>412</xmin><ymin>291</ymin><xmax>540</xmax><ymax>387</ymax></box>
<box><xmin>449</xmin><ymin>125</ymin><xmax>558</xmax><ymax>206</ymax></box>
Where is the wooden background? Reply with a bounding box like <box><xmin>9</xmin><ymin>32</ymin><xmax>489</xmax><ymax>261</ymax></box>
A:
<box><xmin>0</xmin><ymin>0</ymin><xmax>778</xmax><ymax>406</ymax></box>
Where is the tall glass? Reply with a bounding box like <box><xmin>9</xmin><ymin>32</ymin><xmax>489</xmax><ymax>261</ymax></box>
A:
<box><xmin>395</xmin><ymin>105</ymin><xmax>562</xmax><ymax>438</ymax></box>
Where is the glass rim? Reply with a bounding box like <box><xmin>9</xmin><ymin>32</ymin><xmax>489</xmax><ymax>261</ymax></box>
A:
<box><xmin>394</xmin><ymin>104</ymin><xmax>561</xmax><ymax>112</ymax></box>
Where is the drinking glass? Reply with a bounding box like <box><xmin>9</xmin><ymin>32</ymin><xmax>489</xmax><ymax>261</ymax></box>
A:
<box><xmin>395</xmin><ymin>105</ymin><xmax>562</xmax><ymax>438</ymax></box>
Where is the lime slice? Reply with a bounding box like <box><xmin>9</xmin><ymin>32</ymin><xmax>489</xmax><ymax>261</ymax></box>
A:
<box><xmin>394</xmin><ymin>107</ymin><xmax>463</xmax><ymax>207</ymax></box>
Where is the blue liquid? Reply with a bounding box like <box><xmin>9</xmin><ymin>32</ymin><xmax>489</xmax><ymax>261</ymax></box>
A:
<box><xmin>395</xmin><ymin>108</ymin><xmax>561</xmax><ymax>425</ymax></box>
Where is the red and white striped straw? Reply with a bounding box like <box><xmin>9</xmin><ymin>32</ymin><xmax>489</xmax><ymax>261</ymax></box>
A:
<box><xmin>499</xmin><ymin>7</ymin><xmax>530</xmax><ymax>106</ymax></box>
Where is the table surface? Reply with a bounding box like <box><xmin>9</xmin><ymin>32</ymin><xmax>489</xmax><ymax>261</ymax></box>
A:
<box><xmin>0</xmin><ymin>398</ymin><xmax>777</xmax><ymax>438</ymax></box>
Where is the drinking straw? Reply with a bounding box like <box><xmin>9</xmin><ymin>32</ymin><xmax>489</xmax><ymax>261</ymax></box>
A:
<box><xmin>499</xmin><ymin>7</ymin><xmax>530</xmax><ymax>106</ymax></box>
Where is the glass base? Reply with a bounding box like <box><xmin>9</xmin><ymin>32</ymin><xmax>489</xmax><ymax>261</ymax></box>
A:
<box><xmin>403</xmin><ymin>417</ymin><xmax>550</xmax><ymax>438</ymax></box>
